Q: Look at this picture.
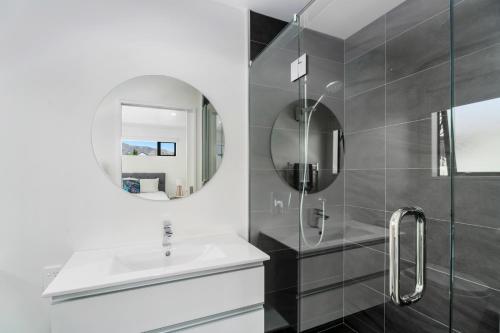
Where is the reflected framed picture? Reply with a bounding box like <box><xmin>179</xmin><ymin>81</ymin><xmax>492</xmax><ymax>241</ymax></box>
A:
<box><xmin>158</xmin><ymin>142</ymin><xmax>176</xmax><ymax>156</ymax></box>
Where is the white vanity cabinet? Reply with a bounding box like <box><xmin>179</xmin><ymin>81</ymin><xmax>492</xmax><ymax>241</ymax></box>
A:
<box><xmin>43</xmin><ymin>234</ymin><xmax>269</xmax><ymax>333</ymax></box>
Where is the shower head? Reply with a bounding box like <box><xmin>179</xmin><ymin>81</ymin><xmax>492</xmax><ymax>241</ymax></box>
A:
<box><xmin>324</xmin><ymin>81</ymin><xmax>343</xmax><ymax>94</ymax></box>
<box><xmin>309</xmin><ymin>81</ymin><xmax>343</xmax><ymax>112</ymax></box>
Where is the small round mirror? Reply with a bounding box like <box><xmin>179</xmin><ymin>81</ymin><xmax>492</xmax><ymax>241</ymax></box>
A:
<box><xmin>92</xmin><ymin>75</ymin><xmax>224</xmax><ymax>201</ymax></box>
<box><xmin>270</xmin><ymin>99</ymin><xmax>342</xmax><ymax>194</ymax></box>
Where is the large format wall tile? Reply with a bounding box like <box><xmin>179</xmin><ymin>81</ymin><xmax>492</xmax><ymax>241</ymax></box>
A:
<box><xmin>249</xmin><ymin>84</ymin><xmax>299</xmax><ymax>128</ymax></box>
<box><xmin>387</xmin><ymin>10</ymin><xmax>450</xmax><ymax>82</ymax></box>
<box><xmin>345</xmin><ymin>205</ymin><xmax>386</xmax><ymax>229</ymax></box>
<box><xmin>345</xmin><ymin>128</ymin><xmax>385</xmax><ymax>170</ymax></box>
<box><xmin>452</xmin><ymin>277</ymin><xmax>500</xmax><ymax>333</ymax></box>
<box><xmin>386</xmin><ymin>0</ymin><xmax>450</xmax><ymax>40</ymax></box>
<box><xmin>346</xmin><ymin>170</ymin><xmax>385</xmax><ymax>210</ymax></box>
<box><xmin>346</xmin><ymin>45</ymin><xmax>386</xmax><ymax>97</ymax></box>
<box><xmin>250</xmin><ymin>45</ymin><xmax>298</xmax><ymax>93</ymax></box>
<box><xmin>346</xmin><ymin>15</ymin><xmax>386</xmax><ymax>62</ymax></box>
<box><xmin>454</xmin><ymin>0</ymin><xmax>500</xmax><ymax>58</ymax></box>
<box><xmin>387</xmin><ymin>118</ymin><xmax>432</xmax><ymax>169</ymax></box>
<box><xmin>386</xmin><ymin>62</ymin><xmax>450</xmax><ymax>125</ymax></box>
<box><xmin>386</xmin><ymin>169</ymin><xmax>451</xmax><ymax>221</ymax></box>
<box><xmin>454</xmin><ymin>222</ymin><xmax>500</xmax><ymax>290</ymax></box>
<box><xmin>250</xmin><ymin>169</ymin><xmax>299</xmax><ymax>211</ymax></box>
<box><xmin>345</xmin><ymin>86</ymin><xmax>385</xmax><ymax>133</ymax></box>
<box><xmin>396</xmin><ymin>214</ymin><xmax>451</xmax><ymax>272</ymax></box>
<box><xmin>454</xmin><ymin>176</ymin><xmax>500</xmax><ymax>229</ymax></box>
<box><xmin>302</xmin><ymin>28</ymin><xmax>345</xmax><ymax>63</ymax></box>
<box><xmin>455</xmin><ymin>43</ymin><xmax>500</xmax><ymax>107</ymax></box>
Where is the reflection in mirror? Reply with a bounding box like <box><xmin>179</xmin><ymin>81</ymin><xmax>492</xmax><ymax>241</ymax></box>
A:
<box><xmin>270</xmin><ymin>99</ymin><xmax>343</xmax><ymax>193</ymax></box>
<box><xmin>433</xmin><ymin>97</ymin><xmax>500</xmax><ymax>176</ymax></box>
<box><xmin>92</xmin><ymin>76</ymin><xmax>224</xmax><ymax>201</ymax></box>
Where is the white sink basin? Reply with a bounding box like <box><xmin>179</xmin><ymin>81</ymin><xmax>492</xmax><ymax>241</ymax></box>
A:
<box><xmin>42</xmin><ymin>234</ymin><xmax>269</xmax><ymax>300</ymax></box>
<box><xmin>110</xmin><ymin>243</ymin><xmax>226</xmax><ymax>274</ymax></box>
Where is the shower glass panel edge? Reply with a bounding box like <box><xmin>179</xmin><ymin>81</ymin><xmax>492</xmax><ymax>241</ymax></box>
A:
<box><xmin>248</xmin><ymin>16</ymin><xmax>302</xmax><ymax>333</ymax></box>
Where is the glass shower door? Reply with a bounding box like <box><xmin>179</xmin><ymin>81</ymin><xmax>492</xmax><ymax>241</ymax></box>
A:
<box><xmin>249</xmin><ymin>20</ymin><xmax>303</xmax><ymax>332</ymax></box>
<box><xmin>297</xmin><ymin>0</ymin><xmax>454</xmax><ymax>332</ymax></box>
<box><xmin>450</xmin><ymin>0</ymin><xmax>500</xmax><ymax>331</ymax></box>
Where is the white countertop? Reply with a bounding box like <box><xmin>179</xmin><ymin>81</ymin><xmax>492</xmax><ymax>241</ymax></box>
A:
<box><xmin>42</xmin><ymin>233</ymin><xmax>269</xmax><ymax>300</ymax></box>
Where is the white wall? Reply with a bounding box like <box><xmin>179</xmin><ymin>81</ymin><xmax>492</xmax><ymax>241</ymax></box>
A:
<box><xmin>0</xmin><ymin>0</ymin><xmax>249</xmax><ymax>332</ymax></box>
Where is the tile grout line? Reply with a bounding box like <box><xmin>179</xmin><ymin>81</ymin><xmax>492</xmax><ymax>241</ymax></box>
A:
<box><xmin>345</xmin><ymin>116</ymin><xmax>432</xmax><ymax>136</ymax></box>
<box><xmin>250</xmin><ymin>81</ymin><xmax>344</xmax><ymax>102</ymax></box>
<box><xmin>346</xmin><ymin>0</ymin><xmax>465</xmax><ymax>66</ymax></box>
<box><xmin>407</xmin><ymin>306</ymin><xmax>450</xmax><ymax>330</ymax></box>
<box><xmin>346</xmin><ymin>82</ymin><xmax>386</xmax><ymax>100</ymax></box>
<box><xmin>386</xmin><ymin>5</ymin><xmax>451</xmax><ymax>44</ymax></box>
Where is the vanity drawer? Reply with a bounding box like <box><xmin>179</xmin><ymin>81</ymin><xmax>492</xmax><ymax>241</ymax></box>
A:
<box><xmin>50</xmin><ymin>266</ymin><xmax>264</xmax><ymax>333</ymax></box>
<box><xmin>174</xmin><ymin>308</ymin><xmax>264</xmax><ymax>333</ymax></box>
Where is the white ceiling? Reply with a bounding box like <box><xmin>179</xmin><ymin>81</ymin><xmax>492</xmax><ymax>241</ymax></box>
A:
<box><xmin>213</xmin><ymin>0</ymin><xmax>405</xmax><ymax>39</ymax></box>
<box><xmin>304</xmin><ymin>0</ymin><xmax>405</xmax><ymax>39</ymax></box>
<box><xmin>212</xmin><ymin>0</ymin><xmax>310</xmax><ymax>22</ymax></box>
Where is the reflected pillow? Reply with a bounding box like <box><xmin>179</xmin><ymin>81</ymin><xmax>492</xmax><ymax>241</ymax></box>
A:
<box><xmin>122</xmin><ymin>178</ymin><xmax>140</xmax><ymax>193</ymax></box>
<box><xmin>140</xmin><ymin>178</ymin><xmax>159</xmax><ymax>193</ymax></box>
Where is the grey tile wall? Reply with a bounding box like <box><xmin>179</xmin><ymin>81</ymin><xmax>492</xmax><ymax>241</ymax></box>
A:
<box><xmin>386</xmin><ymin>10</ymin><xmax>450</xmax><ymax>82</ymax></box>
<box><xmin>386</xmin><ymin>0</ymin><xmax>450</xmax><ymax>40</ymax></box>
<box><xmin>344</xmin><ymin>1</ymin><xmax>454</xmax><ymax>331</ymax></box>
<box><xmin>345</xmin><ymin>86</ymin><xmax>385</xmax><ymax>133</ymax></box>
<box><xmin>251</xmin><ymin>0</ymin><xmax>500</xmax><ymax>331</ymax></box>
<box><xmin>345</xmin><ymin>45</ymin><xmax>386</xmax><ymax>98</ymax></box>
<box><xmin>344</xmin><ymin>0</ymin><xmax>500</xmax><ymax>332</ymax></box>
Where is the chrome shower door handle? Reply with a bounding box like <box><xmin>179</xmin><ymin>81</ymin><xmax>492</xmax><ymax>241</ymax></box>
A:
<box><xmin>389</xmin><ymin>207</ymin><xmax>426</xmax><ymax>306</ymax></box>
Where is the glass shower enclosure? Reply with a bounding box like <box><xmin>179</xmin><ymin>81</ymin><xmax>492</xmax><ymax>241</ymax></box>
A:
<box><xmin>250</xmin><ymin>0</ymin><xmax>499</xmax><ymax>332</ymax></box>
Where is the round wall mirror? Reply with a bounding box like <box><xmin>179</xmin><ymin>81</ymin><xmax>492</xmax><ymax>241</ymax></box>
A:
<box><xmin>270</xmin><ymin>99</ymin><xmax>342</xmax><ymax>194</ymax></box>
<box><xmin>92</xmin><ymin>75</ymin><xmax>225</xmax><ymax>201</ymax></box>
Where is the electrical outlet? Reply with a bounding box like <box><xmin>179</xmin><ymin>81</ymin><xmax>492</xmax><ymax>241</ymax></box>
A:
<box><xmin>43</xmin><ymin>265</ymin><xmax>62</xmax><ymax>289</ymax></box>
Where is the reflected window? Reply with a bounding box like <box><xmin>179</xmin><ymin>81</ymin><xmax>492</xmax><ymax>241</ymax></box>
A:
<box><xmin>433</xmin><ymin>97</ymin><xmax>500</xmax><ymax>176</ymax></box>
<box><xmin>122</xmin><ymin>140</ymin><xmax>157</xmax><ymax>156</ymax></box>
<box><xmin>454</xmin><ymin>98</ymin><xmax>500</xmax><ymax>174</ymax></box>
<box><xmin>158</xmin><ymin>142</ymin><xmax>176</xmax><ymax>156</ymax></box>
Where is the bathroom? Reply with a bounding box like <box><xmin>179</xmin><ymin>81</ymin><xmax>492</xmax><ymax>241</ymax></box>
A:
<box><xmin>1</xmin><ymin>0</ymin><xmax>499</xmax><ymax>332</ymax></box>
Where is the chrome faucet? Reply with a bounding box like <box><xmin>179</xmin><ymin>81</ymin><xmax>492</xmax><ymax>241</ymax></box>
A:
<box><xmin>162</xmin><ymin>220</ymin><xmax>173</xmax><ymax>256</ymax></box>
<box><xmin>308</xmin><ymin>198</ymin><xmax>330</xmax><ymax>229</ymax></box>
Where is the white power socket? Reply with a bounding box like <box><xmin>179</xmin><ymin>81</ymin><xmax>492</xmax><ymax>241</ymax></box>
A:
<box><xmin>43</xmin><ymin>265</ymin><xmax>62</xmax><ymax>289</ymax></box>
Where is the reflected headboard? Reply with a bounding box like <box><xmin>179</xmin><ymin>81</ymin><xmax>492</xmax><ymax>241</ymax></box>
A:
<box><xmin>122</xmin><ymin>173</ymin><xmax>166</xmax><ymax>192</ymax></box>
